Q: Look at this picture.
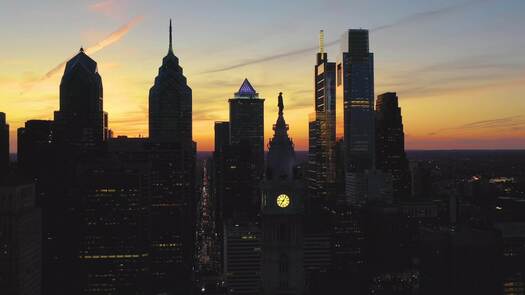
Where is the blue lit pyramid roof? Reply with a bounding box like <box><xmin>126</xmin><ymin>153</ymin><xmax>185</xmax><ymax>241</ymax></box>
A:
<box><xmin>236</xmin><ymin>78</ymin><xmax>257</xmax><ymax>97</ymax></box>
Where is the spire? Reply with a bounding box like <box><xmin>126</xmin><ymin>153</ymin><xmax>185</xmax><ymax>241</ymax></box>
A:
<box><xmin>169</xmin><ymin>19</ymin><xmax>173</xmax><ymax>53</ymax></box>
<box><xmin>80</xmin><ymin>46</ymin><xmax>84</xmax><ymax>53</ymax></box>
<box><xmin>319</xmin><ymin>30</ymin><xmax>324</xmax><ymax>54</ymax></box>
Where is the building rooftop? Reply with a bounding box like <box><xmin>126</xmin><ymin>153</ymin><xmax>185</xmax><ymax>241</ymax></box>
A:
<box><xmin>235</xmin><ymin>79</ymin><xmax>258</xmax><ymax>98</ymax></box>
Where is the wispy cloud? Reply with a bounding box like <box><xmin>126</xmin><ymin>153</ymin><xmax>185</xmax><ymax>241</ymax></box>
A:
<box><xmin>201</xmin><ymin>0</ymin><xmax>493</xmax><ymax>74</ymax></box>
<box><xmin>89</xmin><ymin>0</ymin><xmax>127</xmax><ymax>18</ymax></box>
<box><xmin>24</xmin><ymin>15</ymin><xmax>144</xmax><ymax>90</ymax></box>
<box><xmin>428</xmin><ymin>115</ymin><xmax>525</xmax><ymax>136</ymax></box>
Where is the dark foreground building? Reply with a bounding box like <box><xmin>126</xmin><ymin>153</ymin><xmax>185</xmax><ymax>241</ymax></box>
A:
<box><xmin>148</xmin><ymin>20</ymin><xmax>196</xmax><ymax>294</ymax></box>
<box><xmin>375</xmin><ymin>92</ymin><xmax>411</xmax><ymax>201</ymax></box>
<box><xmin>74</xmin><ymin>156</ymin><xmax>151</xmax><ymax>294</ymax></box>
<box><xmin>0</xmin><ymin>179</ymin><xmax>41</xmax><ymax>295</ymax></box>
<box><xmin>0</xmin><ymin>112</ymin><xmax>9</xmax><ymax>178</ymax></box>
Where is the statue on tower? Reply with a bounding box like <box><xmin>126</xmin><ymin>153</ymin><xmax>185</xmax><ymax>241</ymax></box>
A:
<box><xmin>278</xmin><ymin>92</ymin><xmax>284</xmax><ymax>116</ymax></box>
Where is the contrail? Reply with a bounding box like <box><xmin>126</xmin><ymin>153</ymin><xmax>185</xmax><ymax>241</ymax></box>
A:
<box><xmin>201</xmin><ymin>0</ymin><xmax>492</xmax><ymax>74</ymax></box>
<box><xmin>37</xmin><ymin>15</ymin><xmax>144</xmax><ymax>83</ymax></box>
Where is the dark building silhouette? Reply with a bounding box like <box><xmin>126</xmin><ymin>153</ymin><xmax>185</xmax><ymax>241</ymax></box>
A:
<box><xmin>419</xmin><ymin>226</ymin><xmax>503</xmax><ymax>295</ymax></box>
<box><xmin>53</xmin><ymin>47</ymin><xmax>105</xmax><ymax>149</ymax></box>
<box><xmin>223</xmin><ymin>221</ymin><xmax>261</xmax><ymax>294</ymax></box>
<box><xmin>375</xmin><ymin>92</ymin><xmax>411</xmax><ymax>202</ymax></box>
<box><xmin>261</xmin><ymin>93</ymin><xmax>305</xmax><ymax>295</ymax></box>
<box><xmin>229</xmin><ymin>79</ymin><xmax>265</xmax><ymax>178</ymax></box>
<box><xmin>147</xmin><ymin>20</ymin><xmax>196</xmax><ymax>293</ymax></box>
<box><xmin>213</xmin><ymin>121</ymin><xmax>230</xmax><ymax>231</ymax></box>
<box><xmin>17</xmin><ymin>120</ymin><xmax>53</xmax><ymax>180</ymax></box>
<box><xmin>336</xmin><ymin>29</ymin><xmax>375</xmax><ymax>204</ymax></box>
<box><xmin>214</xmin><ymin>80</ymin><xmax>265</xmax><ymax>223</ymax></box>
<box><xmin>36</xmin><ymin>47</ymin><xmax>109</xmax><ymax>295</ymax></box>
<box><xmin>0</xmin><ymin>112</ymin><xmax>9</xmax><ymax>178</ymax></box>
<box><xmin>307</xmin><ymin>30</ymin><xmax>337</xmax><ymax>201</ymax></box>
<box><xmin>149</xmin><ymin>19</ymin><xmax>192</xmax><ymax>143</ymax></box>
<box><xmin>74</xmin><ymin>156</ymin><xmax>151</xmax><ymax>294</ymax></box>
<box><xmin>0</xmin><ymin>180</ymin><xmax>41</xmax><ymax>295</ymax></box>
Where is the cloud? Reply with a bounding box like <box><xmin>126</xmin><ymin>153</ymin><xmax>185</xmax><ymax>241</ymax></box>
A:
<box><xmin>428</xmin><ymin>115</ymin><xmax>525</xmax><ymax>136</ymax></box>
<box><xmin>89</xmin><ymin>0</ymin><xmax>126</xmax><ymax>18</ymax></box>
<box><xmin>201</xmin><ymin>0</ymin><xmax>493</xmax><ymax>74</ymax></box>
<box><xmin>372</xmin><ymin>0</ymin><xmax>491</xmax><ymax>31</ymax></box>
<box><xmin>24</xmin><ymin>15</ymin><xmax>144</xmax><ymax>90</ymax></box>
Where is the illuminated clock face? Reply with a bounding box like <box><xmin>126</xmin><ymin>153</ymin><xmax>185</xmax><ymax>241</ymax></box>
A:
<box><xmin>276</xmin><ymin>194</ymin><xmax>290</xmax><ymax>208</ymax></box>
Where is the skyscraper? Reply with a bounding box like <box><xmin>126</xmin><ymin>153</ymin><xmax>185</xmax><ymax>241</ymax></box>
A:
<box><xmin>74</xmin><ymin>156</ymin><xmax>151</xmax><ymax>294</ymax></box>
<box><xmin>261</xmin><ymin>93</ymin><xmax>305</xmax><ymax>295</ymax></box>
<box><xmin>149</xmin><ymin>19</ymin><xmax>192</xmax><ymax>143</ymax></box>
<box><xmin>53</xmin><ymin>48</ymin><xmax>105</xmax><ymax>149</ymax></box>
<box><xmin>214</xmin><ymin>79</ymin><xmax>265</xmax><ymax>222</ymax></box>
<box><xmin>375</xmin><ymin>92</ymin><xmax>411</xmax><ymax>201</ymax></box>
<box><xmin>42</xmin><ymin>48</ymin><xmax>107</xmax><ymax>295</ymax></box>
<box><xmin>336</xmin><ymin>29</ymin><xmax>375</xmax><ymax>204</ymax></box>
<box><xmin>0</xmin><ymin>112</ymin><xmax>9</xmax><ymax>178</ymax></box>
<box><xmin>229</xmin><ymin>79</ymin><xmax>265</xmax><ymax>178</ymax></box>
<box><xmin>0</xmin><ymin>180</ymin><xmax>41</xmax><ymax>295</ymax></box>
<box><xmin>307</xmin><ymin>30</ymin><xmax>337</xmax><ymax>200</ymax></box>
<box><xmin>147</xmin><ymin>20</ymin><xmax>196</xmax><ymax>293</ymax></box>
<box><xmin>17</xmin><ymin>120</ymin><xmax>53</xmax><ymax>181</ymax></box>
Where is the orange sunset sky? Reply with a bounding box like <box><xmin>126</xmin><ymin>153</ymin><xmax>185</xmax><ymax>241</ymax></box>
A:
<box><xmin>1</xmin><ymin>0</ymin><xmax>525</xmax><ymax>152</ymax></box>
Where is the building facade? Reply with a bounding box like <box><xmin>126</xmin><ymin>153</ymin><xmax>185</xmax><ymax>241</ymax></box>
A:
<box><xmin>307</xmin><ymin>30</ymin><xmax>337</xmax><ymax>200</ymax></box>
<box><xmin>0</xmin><ymin>113</ymin><xmax>8</xmax><ymax>178</ymax></box>
<box><xmin>53</xmin><ymin>48</ymin><xmax>105</xmax><ymax>149</ymax></box>
<box><xmin>336</xmin><ymin>29</ymin><xmax>375</xmax><ymax>204</ymax></box>
<box><xmin>148</xmin><ymin>20</ymin><xmax>196</xmax><ymax>293</ymax></box>
<box><xmin>375</xmin><ymin>92</ymin><xmax>411</xmax><ymax>202</ymax></box>
<box><xmin>0</xmin><ymin>181</ymin><xmax>41</xmax><ymax>295</ymax></box>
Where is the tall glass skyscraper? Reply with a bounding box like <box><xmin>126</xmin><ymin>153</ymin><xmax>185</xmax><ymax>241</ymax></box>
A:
<box><xmin>308</xmin><ymin>30</ymin><xmax>337</xmax><ymax>200</ymax></box>
<box><xmin>336</xmin><ymin>29</ymin><xmax>375</xmax><ymax>204</ymax></box>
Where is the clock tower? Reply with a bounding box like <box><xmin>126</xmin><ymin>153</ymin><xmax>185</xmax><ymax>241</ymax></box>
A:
<box><xmin>261</xmin><ymin>92</ymin><xmax>305</xmax><ymax>295</ymax></box>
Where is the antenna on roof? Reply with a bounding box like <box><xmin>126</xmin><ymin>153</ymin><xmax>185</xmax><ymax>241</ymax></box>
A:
<box><xmin>319</xmin><ymin>30</ymin><xmax>324</xmax><ymax>54</ymax></box>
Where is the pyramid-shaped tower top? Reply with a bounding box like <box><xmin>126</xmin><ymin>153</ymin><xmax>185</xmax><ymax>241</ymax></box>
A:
<box><xmin>235</xmin><ymin>78</ymin><xmax>258</xmax><ymax>98</ymax></box>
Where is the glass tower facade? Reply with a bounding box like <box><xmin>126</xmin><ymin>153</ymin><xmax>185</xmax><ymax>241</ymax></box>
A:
<box><xmin>336</xmin><ymin>29</ymin><xmax>375</xmax><ymax>204</ymax></box>
<box><xmin>307</xmin><ymin>34</ymin><xmax>337</xmax><ymax>200</ymax></box>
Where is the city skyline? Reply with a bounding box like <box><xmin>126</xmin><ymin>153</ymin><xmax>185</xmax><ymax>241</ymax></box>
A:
<box><xmin>2</xmin><ymin>0</ymin><xmax>525</xmax><ymax>152</ymax></box>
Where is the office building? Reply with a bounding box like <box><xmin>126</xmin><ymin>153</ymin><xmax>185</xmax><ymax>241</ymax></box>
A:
<box><xmin>307</xmin><ymin>30</ymin><xmax>337</xmax><ymax>200</ymax></box>
<box><xmin>0</xmin><ymin>113</ymin><xmax>9</xmax><ymax>178</ymax></box>
<box><xmin>149</xmin><ymin>20</ymin><xmax>192</xmax><ymax>143</ymax></box>
<box><xmin>0</xmin><ymin>180</ymin><xmax>41</xmax><ymax>295</ymax></box>
<box><xmin>335</xmin><ymin>29</ymin><xmax>375</xmax><ymax>204</ymax></box>
<box><xmin>375</xmin><ymin>92</ymin><xmax>411</xmax><ymax>202</ymax></box>
<box><xmin>53</xmin><ymin>48</ymin><xmax>105</xmax><ymax>149</ymax></box>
